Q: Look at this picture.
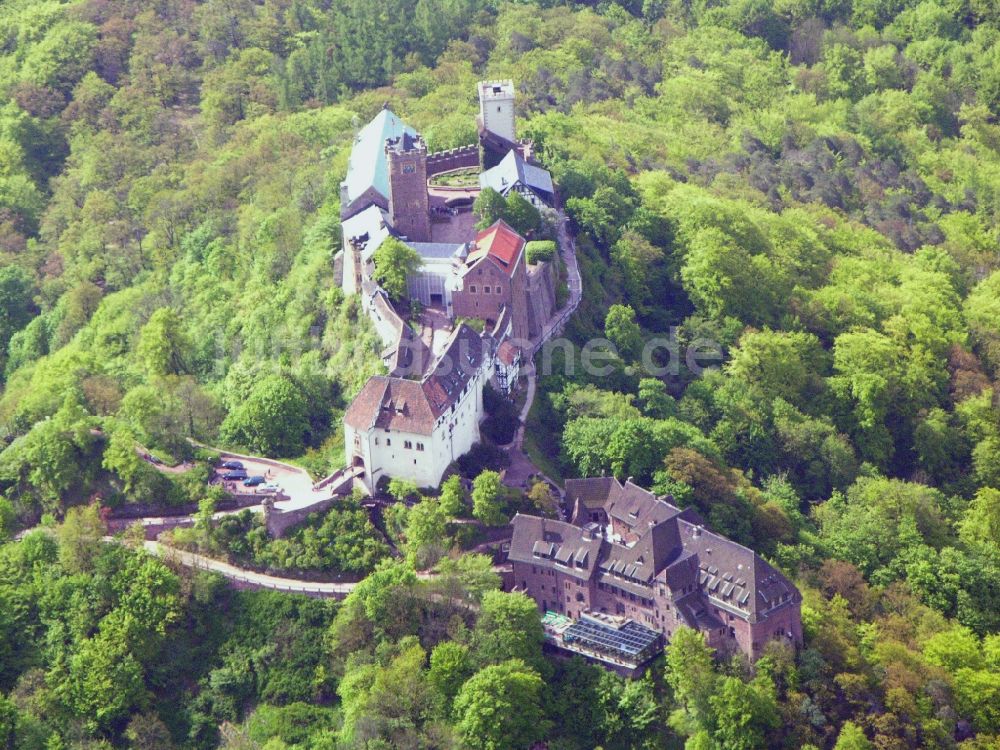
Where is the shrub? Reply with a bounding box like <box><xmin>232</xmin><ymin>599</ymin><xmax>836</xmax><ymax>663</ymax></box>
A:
<box><xmin>525</xmin><ymin>240</ymin><xmax>556</xmax><ymax>264</ymax></box>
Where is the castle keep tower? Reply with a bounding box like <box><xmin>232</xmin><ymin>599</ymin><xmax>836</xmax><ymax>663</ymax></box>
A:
<box><xmin>386</xmin><ymin>133</ymin><xmax>430</xmax><ymax>242</ymax></box>
<box><xmin>478</xmin><ymin>80</ymin><xmax>516</xmax><ymax>143</ymax></box>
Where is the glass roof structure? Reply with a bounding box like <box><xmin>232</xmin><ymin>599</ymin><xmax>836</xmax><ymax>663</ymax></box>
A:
<box><xmin>562</xmin><ymin>616</ymin><xmax>662</xmax><ymax>661</ymax></box>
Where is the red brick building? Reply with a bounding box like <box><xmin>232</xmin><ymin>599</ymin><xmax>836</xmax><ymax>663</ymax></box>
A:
<box><xmin>509</xmin><ymin>478</ymin><xmax>803</xmax><ymax>663</ymax></box>
<box><xmin>452</xmin><ymin>220</ymin><xmax>531</xmax><ymax>342</ymax></box>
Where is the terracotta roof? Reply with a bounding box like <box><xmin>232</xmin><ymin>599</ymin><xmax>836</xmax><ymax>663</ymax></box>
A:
<box><xmin>344</xmin><ymin>378</ymin><xmax>389</xmax><ymax>431</ymax></box>
<box><xmin>344</xmin><ymin>324</ymin><xmax>495</xmax><ymax>437</ymax></box>
<box><xmin>344</xmin><ymin>376</ymin><xmax>438</xmax><ymax>435</ymax></box>
<box><xmin>465</xmin><ymin>220</ymin><xmax>525</xmax><ymax>276</ymax></box>
<box><xmin>497</xmin><ymin>340</ymin><xmax>520</xmax><ymax>366</ymax></box>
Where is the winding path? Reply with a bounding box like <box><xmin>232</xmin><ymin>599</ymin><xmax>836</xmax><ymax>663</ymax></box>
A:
<box><xmin>142</xmin><ymin>541</ymin><xmax>359</xmax><ymax>598</ymax></box>
<box><xmin>502</xmin><ymin>213</ymin><xmax>582</xmax><ymax>491</ymax></box>
<box><xmin>141</xmin><ymin>540</ymin><xmax>503</xmax><ymax>600</ymax></box>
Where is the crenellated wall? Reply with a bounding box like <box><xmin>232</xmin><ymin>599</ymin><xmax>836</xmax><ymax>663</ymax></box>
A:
<box><xmin>426</xmin><ymin>144</ymin><xmax>479</xmax><ymax>177</ymax></box>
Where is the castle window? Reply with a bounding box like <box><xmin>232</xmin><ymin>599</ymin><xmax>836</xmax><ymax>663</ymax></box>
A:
<box><xmin>483</xmin><ymin>286</ymin><xmax>490</xmax><ymax>294</ymax></box>
<box><xmin>470</xmin><ymin>285</ymin><xmax>477</xmax><ymax>293</ymax></box>
<box><xmin>374</xmin><ymin>437</ymin><xmax>379</xmax><ymax>446</ymax></box>
<box><xmin>416</xmin><ymin>442</ymin><xmax>424</xmax><ymax>451</ymax></box>
<box><xmin>404</xmin><ymin>440</ymin><xmax>413</xmax><ymax>449</ymax></box>
<box><xmin>495</xmin><ymin>286</ymin><xmax>502</xmax><ymax>294</ymax></box>
<box><xmin>386</xmin><ymin>438</ymin><xmax>391</xmax><ymax>446</ymax></box>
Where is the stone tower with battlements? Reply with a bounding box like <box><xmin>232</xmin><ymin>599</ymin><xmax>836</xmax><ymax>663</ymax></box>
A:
<box><xmin>386</xmin><ymin>133</ymin><xmax>430</xmax><ymax>242</ymax></box>
<box><xmin>478</xmin><ymin>80</ymin><xmax>516</xmax><ymax>143</ymax></box>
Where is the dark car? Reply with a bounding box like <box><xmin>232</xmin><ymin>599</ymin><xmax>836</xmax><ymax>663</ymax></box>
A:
<box><xmin>243</xmin><ymin>475</ymin><xmax>265</xmax><ymax>487</ymax></box>
<box><xmin>221</xmin><ymin>460</ymin><xmax>244</xmax><ymax>470</ymax></box>
<box><xmin>222</xmin><ymin>470</ymin><xmax>248</xmax><ymax>481</ymax></box>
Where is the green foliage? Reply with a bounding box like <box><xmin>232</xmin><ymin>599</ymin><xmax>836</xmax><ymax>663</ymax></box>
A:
<box><xmin>136</xmin><ymin>308</ymin><xmax>190</xmax><ymax>377</ymax></box>
<box><xmin>428</xmin><ymin>641</ymin><xmax>472</xmax><ymax>709</ymax></box>
<box><xmin>525</xmin><ymin>240</ymin><xmax>557</xmax><ymax>264</ymax></box>
<box><xmin>473</xmin><ymin>187</ymin><xmax>508</xmax><ymax>228</ymax></box>
<box><xmin>471</xmin><ymin>469</ymin><xmax>506</xmax><ymax>526</ymax></box>
<box><xmin>708</xmin><ymin>675</ymin><xmax>780</xmax><ymax>750</ymax></box>
<box><xmin>0</xmin><ymin>266</ymin><xmax>35</xmax><ymax>373</ymax></box>
<box><xmin>475</xmin><ymin>188</ymin><xmax>543</xmax><ymax>236</ymax></box>
<box><xmin>403</xmin><ymin>497</ymin><xmax>449</xmax><ymax>568</ymax></box>
<box><xmin>473</xmin><ymin>590</ymin><xmax>546</xmax><ymax>670</ymax></box>
<box><xmin>387</xmin><ymin>477</ymin><xmax>420</xmax><ymax>503</ymax></box>
<box><xmin>438</xmin><ymin>474</ymin><xmax>466</xmax><ymax>517</ymax></box>
<box><xmin>220</xmin><ymin>374</ymin><xmax>310</xmax><ymax>456</ymax></box>
<box><xmin>1</xmin><ymin>0</ymin><xmax>1000</xmax><ymax>747</ymax></box>
<box><xmin>453</xmin><ymin>659</ymin><xmax>549</xmax><ymax>750</ymax></box>
<box><xmin>605</xmin><ymin>303</ymin><xmax>643</xmax><ymax>360</ymax></box>
<box><xmin>56</xmin><ymin>503</ymin><xmax>105</xmax><ymax>574</ymax></box>
<box><xmin>213</xmin><ymin>499</ymin><xmax>391</xmax><ymax>576</ymax></box>
<box><xmin>833</xmin><ymin>721</ymin><xmax>874</xmax><ymax>750</ymax></box>
<box><xmin>372</xmin><ymin>236</ymin><xmax>422</xmax><ymax>302</ymax></box>
<box><xmin>245</xmin><ymin>702</ymin><xmax>339</xmax><ymax>748</ymax></box>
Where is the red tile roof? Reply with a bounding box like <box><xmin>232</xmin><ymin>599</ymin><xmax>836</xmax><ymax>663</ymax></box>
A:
<box><xmin>344</xmin><ymin>324</ymin><xmax>495</xmax><ymax>437</ymax></box>
<box><xmin>344</xmin><ymin>376</ymin><xmax>440</xmax><ymax>436</ymax></box>
<box><xmin>497</xmin><ymin>340</ymin><xmax>520</xmax><ymax>366</ymax></box>
<box><xmin>466</xmin><ymin>220</ymin><xmax>525</xmax><ymax>276</ymax></box>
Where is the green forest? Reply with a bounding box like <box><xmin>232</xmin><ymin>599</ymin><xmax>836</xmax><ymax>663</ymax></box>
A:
<box><xmin>2</xmin><ymin>0</ymin><xmax>1000</xmax><ymax>747</ymax></box>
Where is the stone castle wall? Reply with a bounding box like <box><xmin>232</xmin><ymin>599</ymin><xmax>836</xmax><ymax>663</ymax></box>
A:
<box><xmin>426</xmin><ymin>144</ymin><xmax>479</xmax><ymax>177</ymax></box>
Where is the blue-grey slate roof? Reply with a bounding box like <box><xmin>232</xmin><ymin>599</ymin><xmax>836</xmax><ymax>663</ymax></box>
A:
<box><xmin>479</xmin><ymin>149</ymin><xmax>554</xmax><ymax>197</ymax></box>
<box><xmin>342</xmin><ymin>109</ymin><xmax>418</xmax><ymax>207</ymax></box>
<box><xmin>342</xmin><ymin>204</ymin><xmax>392</xmax><ymax>263</ymax></box>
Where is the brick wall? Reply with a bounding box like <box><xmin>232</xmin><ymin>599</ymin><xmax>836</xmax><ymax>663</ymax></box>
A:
<box><xmin>426</xmin><ymin>145</ymin><xmax>479</xmax><ymax>177</ymax></box>
<box><xmin>512</xmin><ymin>560</ymin><xmax>594</xmax><ymax>618</ymax></box>
<box><xmin>387</xmin><ymin>147</ymin><xmax>431</xmax><ymax>242</ymax></box>
<box><xmin>263</xmin><ymin>496</ymin><xmax>342</xmax><ymax>538</ymax></box>
<box><xmin>452</xmin><ymin>261</ymin><xmax>511</xmax><ymax>327</ymax></box>
<box><xmin>514</xmin><ymin>556</ymin><xmax>803</xmax><ymax>664</ymax></box>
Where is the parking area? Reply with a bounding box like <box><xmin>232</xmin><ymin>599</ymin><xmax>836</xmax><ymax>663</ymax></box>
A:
<box><xmin>208</xmin><ymin>453</ymin><xmax>316</xmax><ymax>505</ymax></box>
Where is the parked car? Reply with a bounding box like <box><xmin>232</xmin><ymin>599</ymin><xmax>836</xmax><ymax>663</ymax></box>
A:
<box><xmin>243</xmin><ymin>475</ymin><xmax>265</xmax><ymax>487</ymax></box>
<box><xmin>259</xmin><ymin>483</ymin><xmax>281</xmax><ymax>493</ymax></box>
<box><xmin>222</xmin><ymin>470</ymin><xmax>248</xmax><ymax>481</ymax></box>
<box><xmin>221</xmin><ymin>460</ymin><xmax>244</xmax><ymax>470</ymax></box>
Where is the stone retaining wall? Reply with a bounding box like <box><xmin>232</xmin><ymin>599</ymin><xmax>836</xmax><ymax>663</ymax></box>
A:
<box><xmin>264</xmin><ymin>496</ymin><xmax>342</xmax><ymax>538</ymax></box>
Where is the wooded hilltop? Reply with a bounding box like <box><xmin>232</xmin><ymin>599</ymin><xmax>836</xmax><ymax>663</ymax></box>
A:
<box><xmin>1</xmin><ymin>0</ymin><xmax>1000</xmax><ymax>748</ymax></box>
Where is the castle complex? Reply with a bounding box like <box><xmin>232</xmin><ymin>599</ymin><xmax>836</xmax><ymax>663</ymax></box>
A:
<box><xmin>510</xmin><ymin>478</ymin><xmax>803</xmax><ymax>670</ymax></box>
<box><xmin>336</xmin><ymin>81</ymin><xmax>557</xmax><ymax>493</ymax></box>
<box><xmin>334</xmin><ymin>81</ymin><xmax>803</xmax><ymax>674</ymax></box>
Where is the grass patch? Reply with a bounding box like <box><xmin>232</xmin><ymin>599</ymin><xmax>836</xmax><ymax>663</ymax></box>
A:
<box><xmin>429</xmin><ymin>167</ymin><xmax>480</xmax><ymax>187</ymax></box>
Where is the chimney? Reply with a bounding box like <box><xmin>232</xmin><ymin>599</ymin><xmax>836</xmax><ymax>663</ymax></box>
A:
<box><xmin>693</xmin><ymin>525</ymin><xmax>703</xmax><ymax>538</ymax></box>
